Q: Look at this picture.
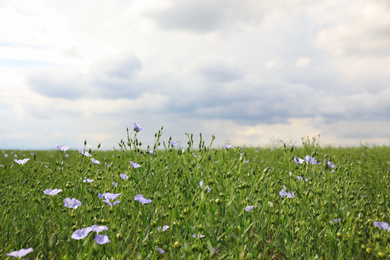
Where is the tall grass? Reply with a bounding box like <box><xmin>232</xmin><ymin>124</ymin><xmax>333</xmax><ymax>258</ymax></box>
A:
<box><xmin>1</xmin><ymin>128</ymin><xmax>390</xmax><ymax>259</ymax></box>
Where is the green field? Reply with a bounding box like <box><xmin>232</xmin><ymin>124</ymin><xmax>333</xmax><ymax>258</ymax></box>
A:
<box><xmin>1</xmin><ymin>129</ymin><xmax>390</xmax><ymax>259</ymax></box>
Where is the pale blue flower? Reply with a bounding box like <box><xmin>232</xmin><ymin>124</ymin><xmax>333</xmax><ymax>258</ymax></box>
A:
<box><xmin>304</xmin><ymin>155</ymin><xmax>317</xmax><ymax>165</ymax></box>
<box><xmin>279</xmin><ymin>189</ymin><xmax>295</xmax><ymax>198</ymax></box>
<box><xmin>245</xmin><ymin>205</ymin><xmax>257</xmax><ymax>211</ymax></box>
<box><xmin>89</xmin><ymin>225</ymin><xmax>108</xmax><ymax>233</ymax></box>
<box><xmin>4</xmin><ymin>154</ymin><xmax>8</xmax><ymax>158</ymax></box>
<box><xmin>373</xmin><ymin>221</ymin><xmax>390</xmax><ymax>231</ymax></box>
<box><xmin>91</xmin><ymin>158</ymin><xmax>100</xmax><ymax>164</ymax></box>
<box><xmin>134</xmin><ymin>122</ymin><xmax>143</xmax><ymax>132</ymax></box>
<box><xmin>157</xmin><ymin>247</ymin><xmax>165</xmax><ymax>254</ymax></box>
<box><xmin>71</xmin><ymin>225</ymin><xmax>108</xmax><ymax>240</ymax></box>
<box><xmin>149</xmin><ymin>149</ymin><xmax>154</xmax><ymax>155</ymax></box>
<box><xmin>325</xmin><ymin>160</ymin><xmax>335</xmax><ymax>168</ymax></box>
<box><xmin>14</xmin><ymin>158</ymin><xmax>30</xmax><ymax>165</ymax></box>
<box><xmin>296</xmin><ymin>176</ymin><xmax>303</xmax><ymax>181</ymax></box>
<box><xmin>130</xmin><ymin>161</ymin><xmax>142</xmax><ymax>168</ymax></box>
<box><xmin>170</xmin><ymin>140</ymin><xmax>178</xmax><ymax>146</ymax></box>
<box><xmin>294</xmin><ymin>157</ymin><xmax>304</xmax><ymax>164</ymax></box>
<box><xmin>199</xmin><ymin>180</ymin><xmax>203</xmax><ymax>188</ymax></box>
<box><xmin>83</xmin><ymin>177</ymin><xmax>94</xmax><ymax>183</ymax></box>
<box><xmin>94</xmin><ymin>234</ymin><xmax>110</xmax><ymax>244</ymax></box>
<box><xmin>330</xmin><ymin>219</ymin><xmax>342</xmax><ymax>224</ymax></box>
<box><xmin>135</xmin><ymin>194</ymin><xmax>152</xmax><ymax>204</ymax></box>
<box><xmin>63</xmin><ymin>198</ymin><xmax>82</xmax><ymax>209</ymax></box>
<box><xmin>102</xmin><ymin>193</ymin><xmax>121</xmax><ymax>200</ymax></box>
<box><xmin>6</xmin><ymin>247</ymin><xmax>33</xmax><ymax>258</ymax></box>
<box><xmin>193</xmin><ymin>233</ymin><xmax>205</xmax><ymax>238</ymax></box>
<box><xmin>79</xmin><ymin>149</ymin><xmax>92</xmax><ymax>157</ymax></box>
<box><xmin>224</xmin><ymin>144</ymin><xmax>232</xmax><ymax>149</ymax></box>
<box><xmin>44</xmin><ymin>189</ymin><xmax>62</xmax><ymax>196</ymax></box>
<box><xmin>120</xmin><ymin>174</ymin><xmax>128</xmax><ymax>180</ymax></box>
<box><xmin>113</xmin><ymin>182</ymin><xmax>117</xmax><ymax>187</ymax></box>
<box><xmin>71</xmin><ymin>227</ymin><xmax>92</xmax><ymax>240</ymax></box>
<box><xmin>158</xmin><ymin>225</ymin><xmax>169</xmax><ymax>231</ymax></box>
<box><xmin>56</xmin><ymin>145</ymin><xmax>70</xmax><ymax>151</ymax></box>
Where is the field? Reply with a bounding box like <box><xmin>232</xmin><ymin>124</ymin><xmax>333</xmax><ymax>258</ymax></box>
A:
<box><xmin>1</xmin><ymin>128</ymin><xmax>390</xmax><ymax>259</ymax></box>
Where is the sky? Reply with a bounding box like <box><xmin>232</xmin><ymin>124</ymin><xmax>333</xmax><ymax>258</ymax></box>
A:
<box><xmin>1</xmin><ymin>0</ymin><xmax>390</xmax><ymax>150</ymax></box>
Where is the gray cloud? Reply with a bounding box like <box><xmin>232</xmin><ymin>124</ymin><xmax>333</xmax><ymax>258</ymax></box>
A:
<box><xmin>26</xmin><ymin>53</ymin><xmax>144</xmax><ymax>100</ymax></box>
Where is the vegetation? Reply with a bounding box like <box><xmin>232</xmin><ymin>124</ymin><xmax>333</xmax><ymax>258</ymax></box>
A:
<box><xmin>1</xmin><ymin>127</ymin><xmax>390</xmax><ymax>259</ymax></box>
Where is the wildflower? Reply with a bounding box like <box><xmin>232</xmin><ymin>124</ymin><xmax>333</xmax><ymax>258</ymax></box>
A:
<box><xmin>56</xmin><ymin>145</ymin><xmax>70</xmax><ymax>152</ymax></box>
<box><xmin>113</xmin><ymin>182</ymin><xmax>117</xmax><ymax>187</ymax></box>
<box><xmin>79</xmin><ymin>149</ymin><xmax>92</xmax><ymax>157</ymax></box>
<box><xmin>192</xmin><ymin>152</ymin><xmax>197</xmax><ymax>158</ymax></box>
<box><xmin>120</xmin><ymin>174</ymin><xmax>128</xmax><ymax>180</ymax></box>
<box><xmin>157</xmin><ymin>247</ymin><xmax>165</xmax><ymax>254</ymax></box>
<box><xmin>193</xmin><ymin>233</ymin><xmax>205</xmax><ymax>238</ymax></box>
<box><xmin>325</xmin><ymin>160</ymin><xmax>335</xmax><ymax>168</ymax></box>
<box><xmin>44</xmin><ymin>189</ymin><xmax>62</xmax><ymax>196</ymax></box>
<box><xmin>245</xmin><ymin>205</ymin><xmax>257</xmax><ymax>211</ymax></box>
<box><xmin>170</xmin><ymin>140</ymin><xmax>178</xmax><ymax>146</ymax></box>
<box><xmin>89</xmin><ymin>225</ymin><xmax>108</xmax><ymax>233</ymax></box>
<box><xmin>71</xmin><ymin>227</ymin><xmax>93</xmax><ymax>240</ymax></box>
<box><xmin>158</xmin><ymin>225</ymin><xmax>170</xmax><ymax>231</ymax></box>
<box><xmin>63</xmin><ymin>198</ymin><xmax>82</xmax><ymax>209</ymax></box>
<box><xmin>14</xmin><ymin>158</ymin><xmax>30</xmax><ymax>165</ymax></box>
<box><xmin>149</xmin><ymin>149</ymin><xmax>154</xmax><ymax>155</ymax></box>
<box><xmin>373</xmin><ymin>221</ymin><xmax>390</xmax><ymax>231</ymax></box>
<box><xmin>304</xmin><ymin>155</ymin><xmax>317</xmax><ymax>165</ymax></box>
<box><xmin>102</xmin><ymin>193</ymin><xmax>122</xmax><ymax>200</ymax></box>
<box><xmin>293</xmin><ymin>157</ymin><xmax>304</xmax><ymax>164</ymax></box>
<box><xmin>6</xmin><ymin>248</ymin><xmax>34</xmax><ymax>258</ymax></box>
<box><xmin>4</xmin><ymin>154</ymin><xmax>8</xmax><ymax>158</ymax></box>
<box><xmin>130</xmin><ymin>161</ymin><xmax>142</xmax><ymax>168</ymax></box>
<box><xmin>94</xmin><ymin>234</ymin><xmax>110</xmax><ymax>244</ymax></box>
<box><xmin>134</xmin><ymin>122</ymin><xmax>143</xmax><ymax>132</ymax></box>
<box><xmin>199</xmin><ymin>180</ymin><xmax>203</xmax><ymax>188</ymax></box>
<box><xmin>134</xmin><ymin>194</ymin><xmax>152</xmax><ymax>204</ymax></box>
<box><xmin>224</xmin><ymin>144</ymin><xmax>232</xmax><ymax>149</ymax></box>
<box><xmin>91</xmin><ymin>158</ymin><xmax>100</xmax><ymax>164</ymax></box>
<box><xmin>330</xmin><ymin>219</ymin><xmax>342</xmax><ymax>224</ymax></box>
<box><xmin>83</xmin><ymin>177</ymin><xmax>94</xmax><ymax>183</ymax></box>
<box><xmin>296</xmin><ymin>176</ymin><xmax>303</xmax><ymax>181</ymax></box>
<box><xmin>279</xmin><ymin>189</ymin><xmax>295</xmax><ymax>198</ymax></box>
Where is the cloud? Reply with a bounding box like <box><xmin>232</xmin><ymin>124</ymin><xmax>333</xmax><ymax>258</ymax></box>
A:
<box><xmin>26</xmin><ymin>53</ymin><xmax>144</xmax><ymax>100</ymax></box>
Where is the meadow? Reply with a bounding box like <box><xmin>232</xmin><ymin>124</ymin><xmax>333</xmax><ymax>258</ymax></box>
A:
<box><xmin>1</xmin><ymin>126</ymin><xmax>390</xmax><ymax>259</ymax></box>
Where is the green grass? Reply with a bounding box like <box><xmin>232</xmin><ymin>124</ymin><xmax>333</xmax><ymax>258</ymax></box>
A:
<box><xmin>1</xmin><ymin>129</ymin><xmax>390</xmax><ymax>259</ymax></box>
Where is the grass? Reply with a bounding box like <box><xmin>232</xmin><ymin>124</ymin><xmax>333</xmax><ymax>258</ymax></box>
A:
<box><xmin>1</xmin><ymin>129</ymin><xmax>390</xmax><ymax>259</ymax></box>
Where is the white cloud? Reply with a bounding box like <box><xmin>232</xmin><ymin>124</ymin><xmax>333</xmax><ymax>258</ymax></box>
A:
<box><xmin>1</xmin><ymin>0</ymin><xmax>390</xmax><ymax>149</ymax></box>
<box><xmin>296</xmin><ymin>58</ymin><xmax>311</xmax><ymax>67</ymax></box>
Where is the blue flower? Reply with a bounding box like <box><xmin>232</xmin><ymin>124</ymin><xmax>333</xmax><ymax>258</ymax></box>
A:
<box><xmin>63</xmin><ymin>198</ymin><xmax>82</xmax><ymax>209</ymax></box>
<box><xmin>134</xmin><ymin>122</ymin><xmax>143</xmax><ymax>132</ymax></box>
<box><xmin>296</xmin><ymin>176</ymin><xmax>303</xmax><ymax>181</ymax></box>
<box><xmin>158</xmin><ymin>225</ymin><xmax>170</xmax><ymax>231</ymax></box>
<box><xmin>83</xmin><ymin>177</ymin><xmax>94</xmax><ymax>183</ymax></box>
<box><xmin>14</xmin><ymin>158</ymin><xmax>30</xmax><ymax>165</ymax></box>
<box><xmin>113</xmin><ymin>182</ymin><xmax>117</xmax><ymax>187</ymax></box>
<box><xmin>134</xmin><ymin>194</ymin><xmax>152</xmax><ymax>204</ymax></box>
<box><xmin>6</xmin><ymin>247</ymin><xmax>33</xmax><ymax>258</ymax></box>
<box><xmin>373</xmin><ymin>221</ymin><xmax>390</xmax><ymax>231</ymax></box>
<box><xmin>224</xmin><ymin>144</ymin><xmax>232</xmax><ymax>149</ymax></box>
<box><xmin>330</xmin><ymin>219</ymin><xmax>342</xmax><ymax>224</ymax></box>
<box><xmin>304</xmin><ymin>155</ymin><xmax>317</xmax><ymax>165</ymax></box>
<box><xmin>56</xmin><ymin>145</ymin><xmax>70</xmax><ymax>152</ymax></box>
<box><xmin>120</xmin><ymin>174</ymin><xmax>128</xmax><ymax>180</ymax></box>
<box><xmin>245</xmin><ymin>205</ymin><xmax>257</xmax><ymax>211</ymax></box>
<box><xmin>71</xmin><ymin>227</ymin><xmax>93</xmax><ymax>240</ymax></box>
<box><xmin>44</xmin><ymin>189</ymin><xmax>62</xmax><ymax>196</ymax></box>
<box><xmin>294</xmin><ymin>157</ymin><xmax>304</xmax><ymax>164</ymax></box>
<box><xmin>170</xmin><ymin>140</ymin><xmax>178</xmax><ymax>146</ymax></box>
<box><xmin>91</xmin><ymin>158</ymin><xmax>100</xmax><ymax>164</ymax></box>
<box><xmin>94</xmin><ymin>234</ymin><xmax>110</xmax><ymax>244</ymax></box>
<box><xmin>279</xmin><ymin>189</ymin><xmax>295</xmax><ymax>198</ymax></box>
<box><xmin>79</xmin><ymin>149</ymin><xmax>92</xmax><ymax>157</ymax></box>
<box><xmin>130</xmin><ymin>161</ymin><xmax>142</xmax><ymax>168</ymax></box>
<box><xmin>157</xmin><ymin>247</ymin><xmax>165</xmax><ymax>254</ymax></box>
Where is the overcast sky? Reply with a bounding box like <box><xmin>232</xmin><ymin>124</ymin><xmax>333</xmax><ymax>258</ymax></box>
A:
<box><xmin>1</xmin><ymin>0</ymin><xmax>390</xmax><ymax>150</ymax></box>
